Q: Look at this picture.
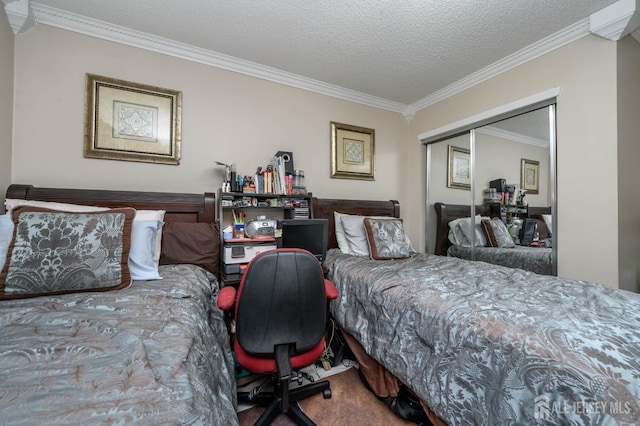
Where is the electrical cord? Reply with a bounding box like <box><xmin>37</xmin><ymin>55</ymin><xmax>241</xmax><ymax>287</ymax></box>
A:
<box><xmin>319</xmin><ymin>317</ymin><xmax>336</xmax><ymax>370</ymax></box>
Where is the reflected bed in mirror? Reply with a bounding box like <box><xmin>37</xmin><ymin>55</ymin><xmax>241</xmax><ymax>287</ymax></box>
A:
<box><xmin>434</xmin><ymin>202</ymin><xmax>553</xmax><ymax>275</ymax></box>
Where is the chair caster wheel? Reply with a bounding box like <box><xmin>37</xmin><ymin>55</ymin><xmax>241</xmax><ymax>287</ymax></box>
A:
<box><xmin>323</xmin><ymin>388</ymin><xmax>331</xmax><ymax>399</ymax></box>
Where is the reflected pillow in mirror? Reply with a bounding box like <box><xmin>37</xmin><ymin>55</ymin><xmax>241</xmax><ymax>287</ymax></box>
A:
<box><xmin>542</xmin><ymin>214</ymin><xmax>552</xmax><ymax>236</ymax></box>
<box><xmin>481</xmin><ymin>218</ymin><xmax>516</xmax><ymax>248</ymax></box>
<box><xmin>448</xmin><ymin>215</ymin><xmax>487</xmax><ymax>246</ymax></box>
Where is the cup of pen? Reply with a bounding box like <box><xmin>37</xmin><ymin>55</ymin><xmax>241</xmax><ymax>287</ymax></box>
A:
<box><xmin>234</xmin><ymin>223</ymin><xmax>245</xmax><ymax>239</ymax></box>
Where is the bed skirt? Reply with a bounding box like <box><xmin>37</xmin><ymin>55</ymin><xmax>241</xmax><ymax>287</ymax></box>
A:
<box><xmin>340</xmin><ymin>329</ymin><xmax>447</xmax><ymax>426</ymax></box>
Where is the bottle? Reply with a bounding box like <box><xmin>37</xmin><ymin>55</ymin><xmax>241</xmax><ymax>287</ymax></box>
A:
<box><xmin>293</xmin><ymin>170</ymin><xmax>306</xmax><ymax>194</ymax></box>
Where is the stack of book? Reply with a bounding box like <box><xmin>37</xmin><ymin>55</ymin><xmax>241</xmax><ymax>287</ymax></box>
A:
<box><xmin>253</xmin><ymin>155</ymin><xmax>294</xmax><ymax>195</ymax></box>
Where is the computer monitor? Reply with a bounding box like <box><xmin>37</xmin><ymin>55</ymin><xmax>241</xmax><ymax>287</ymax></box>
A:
<box><xmin>280</xmin><ymin>219</ymin><xmax>329</xmax><ymax>262</ymax></box>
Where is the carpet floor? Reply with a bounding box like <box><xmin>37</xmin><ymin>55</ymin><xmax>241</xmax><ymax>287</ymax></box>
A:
<box><xmin>237</xmin><ymin>366</ymin><xmax>416</xmax><ymax>425</ymax></box>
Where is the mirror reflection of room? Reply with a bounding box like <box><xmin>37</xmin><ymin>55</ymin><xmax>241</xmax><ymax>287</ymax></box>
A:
<box><xmin>427</xmin><ymin>106</ymin><xmax>556</xmax><ymax>275</ymax></box>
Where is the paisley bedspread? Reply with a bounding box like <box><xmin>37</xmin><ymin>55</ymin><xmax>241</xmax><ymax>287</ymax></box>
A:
<box><xmin>0</xmin><ymin>264</ymin><xmax>238</xmax><ymax>425</ymax></box>
<box><xmin>448</xmin><ymin>244</ymin><xmax>553</xmax><ymax>275</ymax></box>
<box><xmin>325</xmin><ymin>249</ymin><xmax>640</xmax><ymax>425</ymax></box>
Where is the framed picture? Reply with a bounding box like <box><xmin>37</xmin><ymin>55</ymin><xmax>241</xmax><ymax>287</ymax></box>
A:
<box><xmin>84</xmin><ymin>74</ymin><xmax>182</xmax><ymax>165</ymax></box>
<box><xmin>521</xmin><ymin>158</ymin><xmax>540</xmax><ymax>194</ymax></box>
<box><xmin>330</xmin><ymin>122</ymin><xmax>375</xmax><ymax>180</ymax></box>
<box><xmin>447</xmin><ymin>145</ymin><xmax>470</xmax><ymax>190</ymax></box>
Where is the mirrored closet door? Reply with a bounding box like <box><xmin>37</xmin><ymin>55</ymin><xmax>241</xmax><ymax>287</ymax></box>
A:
<box><xmin>425</xmin><ymin>103</ymin><xmax>557</xmax><ymax>275</ymax></box>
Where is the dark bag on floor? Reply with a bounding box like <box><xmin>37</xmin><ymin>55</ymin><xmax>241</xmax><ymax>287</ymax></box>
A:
<box><xmin>385</xmin><ymin>386</ymin><xmax>432</xmax><ymax>425</ymax></box>
<box><xmin>357</xmin><ymin>368</ymin><xmax>432</xmax><ymax>425</ymax></box>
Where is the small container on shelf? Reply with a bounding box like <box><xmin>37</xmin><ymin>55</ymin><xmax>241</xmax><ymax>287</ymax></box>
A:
<box><xmin>292</xmin><ymin>170</ymin><xmax>306</xmax><ymax>195</ymax></box>
<box><xmin>234</xmin><ymin>223</ymin><xmax>245</xmax><ymax>239</ymax></box>
<box><xmin>223</xmin><ymin>226</ymin><xmax>233</xmax><ymax>241</ymax></box>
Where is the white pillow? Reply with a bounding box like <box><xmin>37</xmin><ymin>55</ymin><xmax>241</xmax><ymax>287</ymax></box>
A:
<box><xmin>333</xmin><ymin>212</ymin><xmax>352</xmax><ymax>254</ymax></box>
<box><xmin>0</xmin><ymin>213</ymin><xmax>14</xmax><ymax>271</ymax></box>
<box><xmin>447</xmin><ymin>217</ymin><xmax>469</xmax><ymax>245</ymax></box>
<box><xmin>542</xmin><ymin>214</ymin><xmax>553</xmax><ymax>236</ymax></box>
<box><xmin>129</xmin><ymin>220</ymin><xmax>163</xmax><ymax>280</ymax></box>
<box><xmin>4</xmin><ymin>199</ymin><xmax>105</xmax><ymax>213</ymax></box>
<box><xmin>4</xmin><ymin>199</ymin><xmax>165</xmax><ymax>278</ymax></box>
<box><xmin>133</xmin><ymin>210</ymin><xmax>165</xmax><ymax>269</ymax></box>
<box><xmin>448</xmin><ymin>215</ymin><xmax>487</xmax><ymax>246</ymax></box>
<box><xmin>340</xmin><ymin>214</ymin><xmax>372</xmax><ymax>256</ymax></box>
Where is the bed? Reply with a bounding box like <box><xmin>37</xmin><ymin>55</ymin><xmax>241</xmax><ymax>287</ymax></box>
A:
<box><xmin>434</xmin><ymin>202</ymin><xmax>553</xmax><ymax>275</ymax></box>
<box><xmin>314</xmin><ymin>197</ymin><xmax>640</xmax><ymax>425</ymax></box>
<box><xmin>0</xmin><ymin>184</ymin><xmax>238</xmax><ymax>425</ymax></box>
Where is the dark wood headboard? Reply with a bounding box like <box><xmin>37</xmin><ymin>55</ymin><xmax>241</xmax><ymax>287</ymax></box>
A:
<box><xmin>6</xmin><ymin>184</ymin><xmax>216</xmax><ymax>224</ymax></box>
<box><xmin>312</xmin><ymin>197</ymin><xmax>400</xmax><ymax>249</ymax></box>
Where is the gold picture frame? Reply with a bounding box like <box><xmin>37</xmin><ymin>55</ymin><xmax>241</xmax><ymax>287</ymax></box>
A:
<box><xmin>447</xmin><ymin>145</ymin><xmax>470</xmax><ymax>190</ymax></box>
<box><xmin>330</xmin><ymin>122</ymin><xmax>375</xmax><ymax>180</ymax></box>
<box><xmin>84</xmin><ymin>74</ymin><xmax>182</xmax><ymax>165</ymax></box>
<box><xmin>521</xmin><ymin>158</ymin><xmax>540</xmax><ymax>194</ymax></box>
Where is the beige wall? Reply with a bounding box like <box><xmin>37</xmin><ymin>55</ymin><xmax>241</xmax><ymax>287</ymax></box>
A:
<box><xmin>407</xmin><ymin>35</ymin><xmax>620</xmax><ymax>288</ymax></box>
<box><xmin>7</xmin><ymin>24</ymin><xmax>637</xmax><ymax>289</ymax></box>
<box><xmin>0</xmin><ymin>12</ymin><xmax>13</xmax><ymax>213</ymax></box>
<box><xmin>617</xmin><ymin>36</ymin><xmax>640</xmax><ymax>293</ymax></box>
<box><xmin>12</xmin><ymin>25</ymin><xmax>406</xmax><ymax>203</ymax></box>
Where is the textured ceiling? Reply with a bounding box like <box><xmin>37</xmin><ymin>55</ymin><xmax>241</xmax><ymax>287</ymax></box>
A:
<box><xmin>32</xmin><ymin>0</ymin><xmax>617</xmax><ymax>105</ymax></box>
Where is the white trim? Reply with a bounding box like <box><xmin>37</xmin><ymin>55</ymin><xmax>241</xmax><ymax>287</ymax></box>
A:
<box><xmin>408</xmin><ymin>21</ymin><xmax>588</xmax><ymax>113</ymax></box>
<box><xmin>417</xmin><ymin>88</ymin><xmax>560</xmax><ymax>142</ymax></box>
<box><xmin>475</xmin><ymin>126</ymin><xmax>548</xmax><ymax>148</ymax></box>
<box><xmin>30</xmin><ymin>3</ymin><xmax>407</xmax><ymax>113</ymax></box>
<box><xmin>28</xmin><ymin>3</ymin><xmax>582</xmax><ymax>117</ymax></box>
<box><xmin>3</xmin><ymin>0</ymin><xmax>35</xmax><ymax>35</ymax></box>
<box><xmin>589</xmin><ymin>0</ymin><xmax>640</xmax><ymax>41</ymax></box>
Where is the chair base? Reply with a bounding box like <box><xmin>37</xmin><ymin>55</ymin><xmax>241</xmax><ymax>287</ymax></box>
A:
<box><xmin>239</xmin><ymin>378</ymin><xmax>331</xmax><ymax>426</ymax></box>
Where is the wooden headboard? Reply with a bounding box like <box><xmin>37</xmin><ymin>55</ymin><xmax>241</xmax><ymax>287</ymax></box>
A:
<box><xmin>312</xmin><ymin>197</ymin><xmax>400</xmax><ymax>249</ymax></box>
<box><xmin>5</xmin><ymin>184</ymin><xmax>216</xmax><ymax>224</ymax></box>
<box><xmin>433</xmin><ymin>202</ymin><xmax>552</xmax><ymax>256</ymax></box>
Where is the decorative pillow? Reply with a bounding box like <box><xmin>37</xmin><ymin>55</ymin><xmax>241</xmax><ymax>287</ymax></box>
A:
<box><xmin>340</xmin><ymin>214</ymin><xmax>415</xmax><ymax>257</ymax></box>
<box><xmin>0</xmin><ymin>207</ymin><xmax>135</xmax><ymax>300</ymax></box>
<box><xmin>4</xmin><ymin>199</ymin><xmax>165</xmax><ymax>276</ymax></box>
<box><xmin>129</xmin><ymin>220</ymin><xmax>163</xmax><ymax>280</ymax></box>
<box><xmin>481</xmin><ymin>218</ymin><xmax>516</xmax><ymax>248</ymax></box>
<box><xmin>0</xmin><ymin>213</ymin><xmax>14</xmax><ymax>271</ymax></box>
<box><xmin>159</xmin><ymin>222</ymin><xmax>220</xmax><ymax>277</ymax></box>
<box><xmin>364</xmin><ymin>218</ymin><xmax>414</xmax><ymax>260</ymax></box>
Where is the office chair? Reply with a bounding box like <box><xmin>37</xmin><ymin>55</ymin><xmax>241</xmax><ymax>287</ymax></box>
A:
<box><xmin>217</xmin><ymin>248</ymin><xmax>338</xmax><ymax>426</ymax></box>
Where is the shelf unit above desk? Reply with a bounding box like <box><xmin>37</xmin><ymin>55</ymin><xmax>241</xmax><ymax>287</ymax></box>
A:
<box><xmin>216</xmin><ymin>190</ymin><xmax>313</xmax><ymax>287</ymax></box>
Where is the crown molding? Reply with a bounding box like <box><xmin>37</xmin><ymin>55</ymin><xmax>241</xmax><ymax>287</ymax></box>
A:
<box><xmin>24</xmin><ymin>2</ymin><xmax>614</xmax><ymax>118</ymax></box>
<box><xmin>589</xmin><ymin>0</ymin><xmax>640</xmax><ymax>41</ymax></box>
<box><xmin>3</xmin><ymin>0</ymin><xmax>35</xmax><ymax>35</ymax></box>
<box><xmin>408</xmin><ymin>19</ymin><xmax>590</xmax><ymax>113</ymax></box>
<box><xmin>476</xmin><ymin>126</ymin><xmax>548</xmax><ymax>148</ymax></box>
<box><xmin>30</xmin><ymin>2</ymin><xmax>408</xmax><ymax>114</ymax></box>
